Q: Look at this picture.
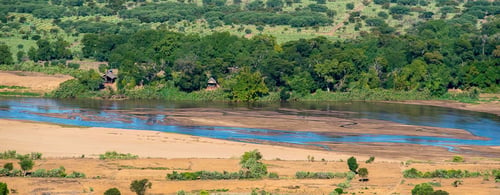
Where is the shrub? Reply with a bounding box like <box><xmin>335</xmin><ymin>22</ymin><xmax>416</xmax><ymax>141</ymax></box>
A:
<box><xmin>10</xmin><ymin>169</ymin><xmax>21</xmax><ymax>177</ymax></box>
<box><xmin>365</xmin><ymin>156</ymin><xmax>375</xmax><ymax>163</ymax></box>
<box><xmin>404</xmin><ymin>168</ymin><xmax>483</xmax><ymax>179</ymax></box>
<box><xmin>3</xmin><ymin>163</ymin><xmax>13</xmax><ymax>171</ymax></box>
<box><xmin>494</xmin><ymin>169</ymin><xmax>500</xmax><ymax>182</ymax></box>
<box><xmin>67</xmin><ymin>63</ymin><xmax>80</xmax><ymax>69</ymax></box>
<box><xmin>0</xmin><ymin>169</ymin><xmax>9</xmax><ymax>176</ymax></box>
<box><xmin>66</xmin><ymin>171</ymin><xmax>85</xmax><ymax>178</ymax></box>
<box><xmin>30</xmin><ymin>152</ymin><xmax>42</xmax><ymax>160</ymax></box>
<box><xmin>0</xmin><ymin>150</ymin><xmax>17</xmax><ymax>159</ymax></box>
<box><xmin>346</xmin><ymin>3</ymin><xmax>355</xmax><ymax>10</ymax></box>
<box><xmin>347</xmin><ymin>157</ymin><xmax>358</xmax><ymax>173</ymax></box>
<box><xmin>176</xmin><ymin>190</ymin><xmax>186</xmax><ymax>195</ymax></box>
<box><xmin>428</xmin><ymin>181</ymin><xmax>441</xmax><ymax>187</ymax></box>
<box><xmin>432</xmin><ymin>190</ymin><xmax>449</xmax><ymax>195</ymax></box>
<box><xmin>451</xmin><ymin>180</ymin><xmax>462</xmax><ymax>187</ymax></box>
<box><xmin>32</xmin><ymin>169</ymin><xmax>48</xmax><ymax>177</ymax></box>
<box><xmin>99</xmin><ymin>151</ymin><xmax>138</xmax><ymax>160</ymax></box>
<box><xmin>18</xmin><ymin>158</ymin><xmax>34</xmax><ymax>173</ymax></box>
<box><xmin>104</xmin><ymin>188</ymin><xmax>121</xmax><ymax>195</ymax></box>
<box><xmin>130</xmin><ymin>179</ymin><xmax>152</xmax><ymax>195</ymax></box>
<box><xmin>47</xmin><ymin>166</ymin><xmax>66</xmax><ymax>177</ymax></box>
<box><xmin>404</xmin><ymin>168</ymin><xmax>423</xmax><ymax>178</ymax></box>
<box><xmin>358</xmin><ymin>168</ymin><xmax>368</xmax><ymax>180</ymax></box>
<box><xmin>329</xmin><ymin>191</ymin><xmax>339</xmax><ymax>195</ymax></box>
<box><xmin>0</xmin><ymin>182</ymin><xmax>8</xmax><ymax>195</ymax></box>
<box><xmin>295</xmin><ymin>171</ymin><xmax>309</xmax><ymax>179</ymax></box>
<box><xmin>167</xmin><ymin>170</ymin><xmax>243</xmax><ymax>180</ymax></box>
<box><xmin>268</xmin><ymin>172</ymin><xmax>279</xmax><ymax>179</ymax></box>
<box><xmin>239</xmin><ymin>150</ymin><xmax>267</xmax><ymax>179</ymax></box>
<box><xmin>337</xmin><ymin>180</ymin><xmax>351</xmax><ymax>189</ymax></box>
<box><xmin>346</xmin><ymin>171</ymin><xmax>356</xmax><ymax>180</ymax></box>
<box><xmin>412</xmin><ymin>183</ymin><xmax>434</xmax><ymax>195</ymax></box>
<box><xmin>452</xmin><ymin>156</ymin><xmax>464</xmax><ymax>162</ymax></box>
<box><xmin>334</xmin><ymin>188</ymin><xmax>343</xmax><ymax>194</ymax></box>
<box><xmin>295</xmin><ymin>171</ymin><xmax>339</xmax><ymax>179</ymax></box>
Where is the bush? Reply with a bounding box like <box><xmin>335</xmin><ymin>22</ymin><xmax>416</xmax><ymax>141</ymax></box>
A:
<box><xmin>268</xmin><ymin>172</ymin><xmax>279</xmax><ymax>179</ymax></box>
<box><xmin>176</xmin><ymin>190</ymin><xmax>186</xmax><ymax>195</ymax></box>
<box><xmin>32</xmin><ymin>169</ymin><xmax>48</xmax><ymax>177</ymax></box>
<box><xmin>31</xmin><ymin>166</ymin><xmax>75</xmax><ymax>178</ymax></box>
<box><xmin>295</xmin><ymin>171</ymin><xmax>340</xmax><ymax>179</ymax></box>
<box><xmin>18</xmin><ymin>158</ymin><xmax>34</xmax><ymax>172</ymax></box>
<box><xmin>346</xmin><ymin>171</ymin><xmax>356</xmax><ymax>180</ymax></box>
<box><xmin>67</xmin><ymin>63</ymin><xmax>80</xmax><ymax>69</ymax></box>
<box><xmin>3</xmin><ymin>163</ymin><xmax>13</xmax><ymax>171</ymax></box>
<box><xmin>452</xmin><ymin>156</ymin><xmax>464</xmax><ymax>162</ymax></box>
<box><xmin>404</xmin><ymin>168</ymin><xmax>484</xmax><ymax>179</ymax></box>
<box><xmin>358</xmin><ymin>168</ymin><xmax>368</xmax><ymax>179</ymax></box>
<box><xmin>0</xmin><ymin>150</ymin><xmax>17</xmax><ymax>159</ymax></box>
<box><xmin>347</xmin><ymin>157</ymin><xmax>358</xmax><ymax>173</ymax></box>
<box><xmin>30</xmin><ymin>152</ymin><xmax>42</xmax><ymax>160</ymax></box>
<box><xmin>167</xmin><ymin>170</ymin><xmax>243</xmax><ymax>180</ymax></box>
<box><xmin>494</xmin><ymin>169</ymin><xmax>500</xmax><ymax>182</ymax></box>
<box><xmin>432</xmin><ymin>190</ymin><xmax>449</xmax><ymax>195</ymax></box>
<box><xmin>99</xmin><ymin>151</ymin><xmax>138</xmax><ymax>160</ymax></box>
<box><xmin>412</xmin><ymin>183</ymin><xmax>434</xmax><ymax>195</ymax></box>
<box><xmin>130</xmin><ymin>179</ymin><xmax>152</xmax><ymax>195</ymax></box>
<box><xmin>0</xmin><ymin>169</ymin><xmax>10</xmax><ymax>176</ymax></box>
<box><xmin>104</xmin><ymin>188</ymin><xmax>121</xmax><ymax>195</ymax></box>
<box><xmin>295</xmin><ymin>171</ymin><xmax>309</xmax><ymax>179</ymax></box>
<box><xmin>10</xmin><ymin>169</ymin><xmax>22</xmax><ymax>177</ymax></box>
<box><xmin>47</xmin><ymin>166</ymin><xmax>66</xmax><ymax>177</ymax></box>
<box><xmin>66</xmin><ymin>171</ymin><xmax>85</xmax><ymax>178</ymax></box>
<box><xmin>404</xmin><ymin>168</ymin><xmax>423</xmax><ymax>178</ymax></box>
<box><xmin>239</xmin><ymin>150</ymin><xmax>267</xmax><ymax>179</ymax></box>
<box><xmin>0</xmin><ymin>182</ymin><xmax>8</xmax><ymax>195</ymax></box>
<box><xmin>451</xmin><ymin>180</ymin><xmax>462</xmax><ymax>187</ymax></box>
<box><xmin>365</xmin><ymin>156</ymin><xmax>375</xmax><ymax>163</ymax></box>
<box><xmin>337</xmin><ymin>181</ymin><xmax>351</xmax><ymax>189</ymax></box>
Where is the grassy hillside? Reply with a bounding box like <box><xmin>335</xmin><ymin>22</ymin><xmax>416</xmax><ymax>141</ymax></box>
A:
<box><xmin>0</xmin><ymin>0</ymin><xmax>498</xmax><ymax>100</ymax></box>
<box><xmin>1</xmin><ymin>0</ymin><xmax>495</xmax><ymax>51</ymax></box>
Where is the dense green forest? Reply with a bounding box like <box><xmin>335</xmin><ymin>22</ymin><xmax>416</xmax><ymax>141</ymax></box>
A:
<box><xmin>0</xmin><ymin>0</ymin><xmax>498</xmax><ymax>101</ymax></box>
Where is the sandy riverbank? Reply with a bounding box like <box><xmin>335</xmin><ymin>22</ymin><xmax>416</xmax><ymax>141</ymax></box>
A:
<box><xmin>0</xmin><ymin>119</ymin><xmax>499</xmax><ymax>194</ymax></box>
<box><xmin>0</xmin><ymin>119</ymin><xmax>356</xmax><ymax>161</ymax></box>
<box><xmin>387</xmin><ymin>95</ymin><xmax>500</xmax><ymax>116</ymax></box>
<box><xmin>0</xmin><ymin>71</ymin><xmax>72</xmax><ymax>93</ymax></box>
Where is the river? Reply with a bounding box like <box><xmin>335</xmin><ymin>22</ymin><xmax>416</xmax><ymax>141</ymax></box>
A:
<box><xmin>0</xmin><ymin>97</ymin><xmax>498</xmax><ymax>151</ymax></box>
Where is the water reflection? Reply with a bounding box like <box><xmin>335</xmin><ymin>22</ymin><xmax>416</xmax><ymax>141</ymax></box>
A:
<box><xmin>0</xmin><ymin>97</ymin><xmax>498</xmax><ymax>150</ymax></box>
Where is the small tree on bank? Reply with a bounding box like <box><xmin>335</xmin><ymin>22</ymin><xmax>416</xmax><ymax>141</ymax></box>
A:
<box><xmin>0</xmin><ymin>182</ymin><xmax>8</xmax><ymax>195</ymax></box>
<box><xmin>3</xmin><ymin>163</ymin><xmax>13</xmax><ymax>171</ymax></box>
<box><xmin>347</xmin><ymin>156</ymin><xmax>359</xmax><ymax>174</ymax></box>
<box><xmin>358</xmin><ymin>167</ymin><xmax>369</xmax><ymax>181</ymax></box>
<box><xmin>18</xmin><ymin>158</ymin><xmax>34</xmax><ymax>175</ymax></box>
<box><xmin>104</xmin><ymin>187</ymin><xmax>121</xmax><ymax>195</ymax></box>
<box><xmin>412</xmin><ymin>183</ymin><xmax>434</xmax><ymax>195</ymax></box>
<box><xmin>240</xmin><ymin>149</ymin><xmax>268</xmax><ymax>179</ymax></box>
<box><xmin>130</xmin><ymin>179</ymin><xmax>152</xmax><ymax>195</ymax></box>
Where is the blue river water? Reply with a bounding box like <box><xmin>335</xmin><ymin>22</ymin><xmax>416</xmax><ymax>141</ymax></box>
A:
<box><xmin>0</xmin><ymin>97</ymin><xmax>499</xmax><ymax>151</ymax></box>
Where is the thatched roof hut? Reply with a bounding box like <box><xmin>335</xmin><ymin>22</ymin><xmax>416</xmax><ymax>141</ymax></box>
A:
<box><xmin>207</xmin><ymin>77</ymin><xmax>219</xmax><ymax>90</ymax></box>
<box><xmin>103</xmin><ymin>70</ymin><xmax>117</xmax><ymax>83</ymax></box>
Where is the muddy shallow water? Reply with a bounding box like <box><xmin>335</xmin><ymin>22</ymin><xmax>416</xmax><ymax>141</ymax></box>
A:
<box><xmin>0</xmin><ymin>97</ymin><xmax>498</xmax><ymax>151</ymax></box>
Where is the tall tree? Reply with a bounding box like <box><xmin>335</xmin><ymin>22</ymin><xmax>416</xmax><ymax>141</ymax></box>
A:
<box><xmin>347</xmin><ymin>156</ymin><xmax>359</xmax><ymax>173</ymax></box>
<box><xmin>106</xmin><ymin>0</ymin><xmax>126</xmax><ymax>14</ymax></box>
<box><xmin>226</xmin><ymin>67</ymin><xmax>269</xmax><ymax>102</ymax></box>
<box><xmin>130</xmin><ymin>179</ymin><xmax>152</xmax><ymax>195</ymax></box>
<box><xmin>0</xmin><ymin>182</ymin><xmax>8</xmax><ymax>195</ymax></box>
<box><xmin>0</xmin><ymin>43</ymin><xmax>13</xmax><ymax>65</ymax></box>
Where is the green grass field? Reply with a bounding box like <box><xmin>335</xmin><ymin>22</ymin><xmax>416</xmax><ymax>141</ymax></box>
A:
<box><xmin>0</xmin><ymin>0</ymin><xmax>475</xmax><ymax>56</ymax></box>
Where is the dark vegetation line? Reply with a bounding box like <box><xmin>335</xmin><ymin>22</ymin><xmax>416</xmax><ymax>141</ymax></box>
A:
<box><xmin>0</xmin><ymin>0</ymin><xmax>498</xmax><ymax>102</ymax></box>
